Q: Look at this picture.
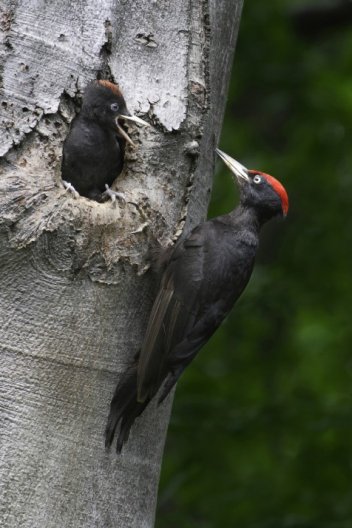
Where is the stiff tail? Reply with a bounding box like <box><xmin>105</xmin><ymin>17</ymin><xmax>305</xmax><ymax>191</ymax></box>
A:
<box><xmin>105</xmin><ymin>366</ymin><xmax>149</xmax><ymax>453</ymax></box>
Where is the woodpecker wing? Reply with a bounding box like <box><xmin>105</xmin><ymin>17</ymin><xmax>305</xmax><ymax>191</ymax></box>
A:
<box><xmin>137</xmin><ymin>217</ymin><xmax>256</xmax><ymax>403</ymax></box>
<box><xmin>137</xmin><ymin>227</ymin><xmax>206</xmax><ymax>402</ymax></box>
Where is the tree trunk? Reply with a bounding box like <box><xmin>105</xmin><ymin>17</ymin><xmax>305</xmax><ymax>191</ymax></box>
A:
<box><xmin>0</xmin><ymin>1</ymin><xmax>243</xmax><ymax>526</ymax></box>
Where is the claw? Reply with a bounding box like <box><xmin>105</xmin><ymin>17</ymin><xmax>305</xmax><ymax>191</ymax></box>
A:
<box><xmin>102</xmin><ymin>184</ymin><xmax>126</xmax><ymax>203</ymax></box>
<box><xmin>62</xmin><ymin>180</ymin><xmax>80</xmax><ymax>198</ymax></box>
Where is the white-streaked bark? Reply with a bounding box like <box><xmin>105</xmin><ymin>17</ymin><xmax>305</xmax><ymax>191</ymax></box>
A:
<box><xmin>0</xmin><ymin>1</ymin><xmax>243</xmax><ymax>526</ymax></box>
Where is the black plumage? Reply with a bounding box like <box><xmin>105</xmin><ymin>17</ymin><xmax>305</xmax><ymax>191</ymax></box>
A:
<box><xmin>105</xmin><ymin>150</ymin><xmax>289</xmax><ymax>452</ymax></box>
<box><xmin>61</xmin><ymin>80</ymin><xmax>148</xmax><ymax>201</ymax></box>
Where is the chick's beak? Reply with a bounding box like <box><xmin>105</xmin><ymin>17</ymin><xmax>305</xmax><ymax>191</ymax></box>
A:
<box><xmin>215</xmin><ymin>149</ymin><xmax>250</xmax><ymax>182</ymax></box>
<box><xmin>116</xmin><ymin>113</ymin><xmax>150</xmax><ymax>147</ymax></box>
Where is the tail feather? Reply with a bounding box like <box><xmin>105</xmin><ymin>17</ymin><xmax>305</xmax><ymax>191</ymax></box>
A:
<box><xmin>105</xmin><ymin>366</ymin><xmax>150</xmax><ymax>453</ymax></box>
<box><xmin>115</xmin><ymin>398</ymin><xmax>149</xmax><ymax>453</ymax></box>
<box><xmin>158</xmin><ymin>365</ymin><xmax>185</xmax><ymax>404</ymax></box>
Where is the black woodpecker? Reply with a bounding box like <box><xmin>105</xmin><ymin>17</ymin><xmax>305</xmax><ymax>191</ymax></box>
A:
<box><xmin>105</xmin><ymin>149</ymin><xmax>289</xmax><ymax>452</ymax></box>
<box><xmin>61</xmin><ymin>80</ymin><xmax>149</xmax><ymax>202</ymax></box>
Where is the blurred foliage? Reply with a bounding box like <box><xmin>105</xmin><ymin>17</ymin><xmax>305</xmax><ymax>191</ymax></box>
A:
<box><xmin>157</xmin><ymin>1</ymin><xmax>352</xmax><ymax>527</ymax></box>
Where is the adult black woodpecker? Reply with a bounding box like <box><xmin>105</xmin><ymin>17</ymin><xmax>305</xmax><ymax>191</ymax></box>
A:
<box><xmin>61</xmin><ymin>80</ymin><xmax>149</xmax><ymax>202</ymax></box>
<box><xmin>105</xmin><ymin>150</ymin><xmax>289</xmax><ymax>452</ymax></box>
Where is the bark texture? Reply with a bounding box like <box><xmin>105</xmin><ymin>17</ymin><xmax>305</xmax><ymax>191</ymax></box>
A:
<box><xmin>0</xmin><ymin>1</ymin><xmax>243</xmax><ymax>526</ymax></box>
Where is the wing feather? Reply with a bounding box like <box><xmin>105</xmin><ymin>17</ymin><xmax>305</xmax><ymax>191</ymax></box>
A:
<box><xmin>137</xmin><ymin>276</ymin><xmax>174</xmax><ymax>401</ymax></box>
<box><xmin>137</xmin><ymin>226</ymin><xmax>207</xmax><ymax>402</ymax></box>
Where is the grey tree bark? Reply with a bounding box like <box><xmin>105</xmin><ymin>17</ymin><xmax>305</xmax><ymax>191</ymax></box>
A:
<box><xmin>0</xmin><ymin>1</ymin><xmax>243</xmax><ymax>527</ymax></box>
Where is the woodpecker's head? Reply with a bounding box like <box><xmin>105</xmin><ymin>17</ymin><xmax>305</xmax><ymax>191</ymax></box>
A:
<box><xmin>81</xmin><ymin>80</ymin><xmax>149</xmax><ymax>146</ymax></box>
<box><xmin>216</xmin><ymin>149</ymin><xmax>289</xmax><ymax>220</ymax></box>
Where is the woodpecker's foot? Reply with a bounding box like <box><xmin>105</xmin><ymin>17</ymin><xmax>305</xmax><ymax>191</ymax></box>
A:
<box><xmin>62</xmin><ymin>181</ymin><xmax>80</xmax><ymax>199</ymax></box>
<box><xmin>102</xmin><ymin>184</ymin><xmax>126</xmax><ymax>203</ymax></box>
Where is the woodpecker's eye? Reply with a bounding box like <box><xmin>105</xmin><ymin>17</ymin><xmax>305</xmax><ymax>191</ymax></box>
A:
<box><xmin>110</xmin><ymin>103</ymin><xmax>119</xmax><ymax>112</ymax></box>
<box><xmin>253</xmin><ymin>175</ymin><xmax>262</xmax><ymax>184</ymax></box>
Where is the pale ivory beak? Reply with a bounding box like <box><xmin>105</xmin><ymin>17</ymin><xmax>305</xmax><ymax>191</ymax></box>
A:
<box><xmin>116</xmin><ymin>115</ymin><xmax>150</xmax><ymax>147</ymax></box>
<box><xmin>215</xmin><ymin>149</ymin><xmax>250</xmax><ymax>182</ymax></box>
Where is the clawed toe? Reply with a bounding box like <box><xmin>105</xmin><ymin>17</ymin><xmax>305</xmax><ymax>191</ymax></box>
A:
<box><xmin>102</xmin><ymin>184</ymin><xmax>126</xmax><ymax>203</ymax></box>
<box><xmin>62</xmin><ymin>181</ymin><xmax>80</xmax><ymax>199</ymax></box>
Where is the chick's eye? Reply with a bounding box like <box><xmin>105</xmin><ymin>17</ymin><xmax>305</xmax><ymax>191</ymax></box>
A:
<box><xmin>110</xmin><ymin>103</ymin><xmax>119</xmax><ymax>112</ymax></box>
<box><xmin>253</xmin><ymin>175</ymin><xmax>262</xmax><ymax>184</ymax></box>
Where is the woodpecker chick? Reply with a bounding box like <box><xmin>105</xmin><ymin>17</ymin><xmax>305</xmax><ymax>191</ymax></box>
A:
<box><xmin>61</xmin><ymin>80</ymin><xmax>149</xmax><ymax>202</ymax></box>
<box><xmin>105</xmin><ymin>149</ymin><xmax>289</xmax><ymax>452</ymax></box>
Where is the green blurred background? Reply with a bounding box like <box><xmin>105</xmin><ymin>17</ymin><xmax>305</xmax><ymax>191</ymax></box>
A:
<box><xmin>157</xmin><ymin>1</ymin><xmax>352</xmax><ymax>527</ymax></box>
